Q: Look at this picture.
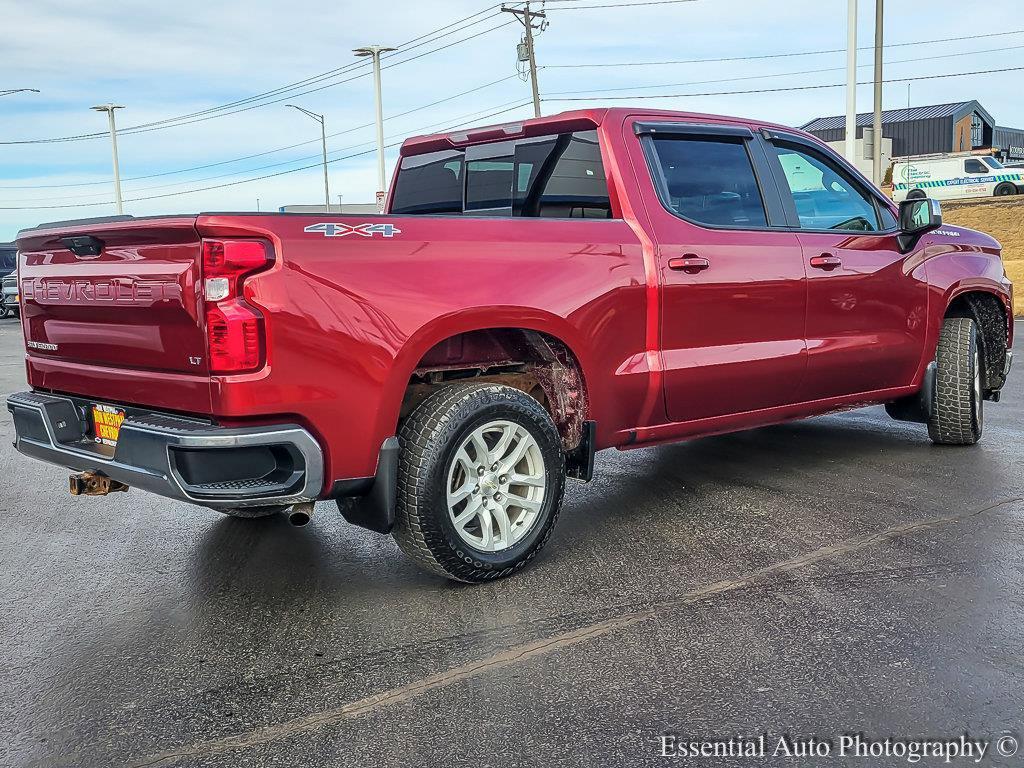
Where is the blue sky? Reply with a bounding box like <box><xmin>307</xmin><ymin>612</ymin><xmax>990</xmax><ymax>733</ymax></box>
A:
<box><xmin>2</xmin><ymin>0</ymin><xmax>1022</xmax><ymax>239</ymax></box>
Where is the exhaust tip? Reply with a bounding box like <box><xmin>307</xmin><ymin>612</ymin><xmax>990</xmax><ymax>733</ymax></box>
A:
<box><xmin>287</xmin><ymin>502</ymin><xmax>314</xmax><ymax>527</ymax></box>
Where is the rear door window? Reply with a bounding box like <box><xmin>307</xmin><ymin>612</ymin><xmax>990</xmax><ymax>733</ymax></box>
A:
<box><xmin>647</xmin><ymin>136</ymin><xmax>768</xmax><ymax>228</ymax></box>
<box><xmin>514</xmin><ymin>130</ymin><xmax>611</xmax><ymax>218</ymax></box>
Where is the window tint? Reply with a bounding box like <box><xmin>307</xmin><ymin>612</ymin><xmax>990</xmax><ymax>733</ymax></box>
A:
<box><xmin>465</xmin><ymin>141</ymin><xmax>514</xmax><ymax>216</ymax></box>
<box><xmin>649</xmin><ymin>137</ymin><xmax>768</xmax><ymax>227</ymax></box>
<box><xmin>772</xmin><ymin>144</ymin><xmax>880</xmax><ymax>231</ymax></box>
<box><xmin>390</xmin><ymin>150</ymin><xmax>464</xmax><ymax>214</ymax></box>
<box><xmin>391</xmin><ymin>131</ymin><xmax>612</xmax><ymax>218</ymax></box>
<box><xmin>514</xmin><ymin>131</ymin><xmax>611</xmax><ymax>218</ymax></box>
<box><xmin>964</xmin><ymin>158</ymin><xmax>989</xmax><ymax>174</ymax></box>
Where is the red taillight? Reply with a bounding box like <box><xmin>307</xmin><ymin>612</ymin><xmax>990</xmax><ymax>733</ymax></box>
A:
<box><xmin>202</xmin><ymin>239</ymin><xmax>272</xmax><ymax>374</ymax></box>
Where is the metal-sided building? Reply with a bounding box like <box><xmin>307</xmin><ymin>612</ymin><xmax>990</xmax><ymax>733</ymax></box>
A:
<box><xmin>801</xmin><ymin>101</ymin><xmax>998</xmax><ymax>159</ymax></box>
<box><xmin>994</xmin><ymin>126</ymin><xmax>1024</xmax><ymax>164</ymax></box>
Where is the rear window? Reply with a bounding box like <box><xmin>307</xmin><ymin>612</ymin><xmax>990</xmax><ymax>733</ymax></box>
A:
<box><xmin>389</xmin><ymin>150</ymin><xmax>464</xmax><ymax>215</ymax></box>
<box><xmin>391</xmin><ymin>130</ymin><xmax>612</xmax><ymax>218</ymax></box>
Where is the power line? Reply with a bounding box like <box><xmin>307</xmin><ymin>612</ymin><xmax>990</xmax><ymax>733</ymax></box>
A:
<box><xmin>21</xmin><ymin>35</ymin><xmax>1006</xmax><ymax>195</ymax></box>
<box><xmin>6</xmin><ymin>79</ymin><xmax>526</xmax><ymax>202</ymax></box>
<box><xmin>544</xmin><ymin>65</ymin><xmax>1024</xmax><ymax>101</ymax></box>
<box><xmin>0</xmin><ymin>100</ymin><xmax>534</xmax><ymax>210</ymax></box>
<box><xmin>0</xmin><ymin>7</ymin><xmax>511</xmax><ymax>145</ymax></box>
<box><xmin>546</xmin><ymin>28</ymin><xmax>1024</xmax><ymax>68</ymax></box>
<box><xmin>110</xmin><ymin>19</ymin><xmax>515</xmax><ymax>135</ymax></box>
<box><xmin>117</xmin><ymin>8</ymin><xmax>505</xmax><ymax>134</ymax></box>
<box><xmin>545</xmin><ymin>43</ymin><xmax>1024</xmax><ymax>95</ymax></box>
<box><xmin>0</xmin><ymin>74</ymin><xmax>524</xmax><ymax>196</ymax></box>
<box><xmin>546</xmin><ymin>0</ymin><xmax>698</xmax><ymax>8</ymax></box>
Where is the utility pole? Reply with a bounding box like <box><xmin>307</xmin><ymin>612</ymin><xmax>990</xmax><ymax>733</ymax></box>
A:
<box><xmin>354</xmin><ymin>45</ymin><xmax>396</xmax><ymax>210</ymax></box>
<box><xmin>844</xmin><ymin>0</ymin><xmax>857</xmax><ymax>163</ymax></box>
<box><xmin>502</xmin><ymin>2</ymin><xmax>546</xmax><ymax>118</ymax></box>
<box><xmin>91</xmin><ymin>104</ymin><xmax>125</xmax><ymax>215</ymax></box>
<box><xmin>286</xmin><ymin>104</ymin><xmax>330</xmax><ymax>208</ymax></box>
<box><xmin>872</xmin><ymin>0</ymin><xmax>884</xmax><ymax>186</ymax></box>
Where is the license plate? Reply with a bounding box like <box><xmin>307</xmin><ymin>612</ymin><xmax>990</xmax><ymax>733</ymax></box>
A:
<box><xmin>92</xmin><ymin>404</ymin><xmax>125</xmax><ymax>447</ymax></box>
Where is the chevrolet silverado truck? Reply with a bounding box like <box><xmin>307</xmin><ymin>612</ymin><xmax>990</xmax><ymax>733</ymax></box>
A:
<box><xmin>7</xmin><ymin>108</ymin><xmax>1015</xmax><ymax>582</ymax></box>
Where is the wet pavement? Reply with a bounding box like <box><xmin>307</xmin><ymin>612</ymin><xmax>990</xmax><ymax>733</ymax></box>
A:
<box><xmin>1</xmin><ymin>318</ymin><xmax>1021</xmax><ymax>768</ymax></box>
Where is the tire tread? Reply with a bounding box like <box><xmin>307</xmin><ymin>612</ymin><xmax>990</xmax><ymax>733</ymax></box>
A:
<box><xmin>928</xmin><ymin>316</ymin><xmax>982</xmax><ymax>445</ymax></box>
<box><xmin>393</xmin><ymin>382</ymin><xmax>564</xmax><ymax>582</ymax></box>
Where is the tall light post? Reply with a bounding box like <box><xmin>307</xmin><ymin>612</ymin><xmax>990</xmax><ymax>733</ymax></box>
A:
<box><xmin>286</xmin><ymin>104</ymin><xmax>330</xmax><ymax>209</ymax></box>
<box><xmin>872</xmin><ymin>0</ymin><xmax>884</xmax><ymax>185</ymax></box>
<box><xmin>844</xmin><ymin>0</ymin><xmax>857</xmax><ymax>163</ymax></box>
<box><xmin>0</xmin><ymin>88</ymin><xmax>40</xmax><ymax>97</ymax></box>
<box><xmin>91</xmin><ymin>104</ymin><xmax>125</xmax><ymax>215</ymax></box>
<box><xmin>354</xmin><ymin>45</ymin><xmax>395</xmax><ymax>210</ymax></box>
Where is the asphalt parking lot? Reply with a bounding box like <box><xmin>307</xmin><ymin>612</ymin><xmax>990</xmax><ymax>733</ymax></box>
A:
<box><xmin>1</xmin><ymin>317</ymin><xmax>1021</xmax><ymax>768</ymax></box>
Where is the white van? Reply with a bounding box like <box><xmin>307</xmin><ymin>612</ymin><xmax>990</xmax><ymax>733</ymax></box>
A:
<box><xmin>891</xmin><ymin>154</ymin><xmax>1024</xmax><ymax>202</ymax></box>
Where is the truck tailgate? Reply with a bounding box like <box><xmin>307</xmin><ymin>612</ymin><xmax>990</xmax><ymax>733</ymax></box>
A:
<box><xmin>16</xmin><ymin>217</ymin><xmax>212</xmax><ymax>411</ymax></box>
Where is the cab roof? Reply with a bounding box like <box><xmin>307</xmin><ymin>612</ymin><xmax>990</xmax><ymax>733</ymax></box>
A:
<box><xmin>399</xmin><ymin>107</ymin><xmax>814</xmax><ymax>156</ymax></box>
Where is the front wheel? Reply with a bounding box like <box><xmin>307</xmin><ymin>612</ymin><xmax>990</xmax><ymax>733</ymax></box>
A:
<box><xmin>393</xmin><ymin>382</ymin><xmax>566</xmax><ymax>583</ymax></box>
<box><xmin>928</xmin><ymin>317</ymin><xmax>984</xmax><ymax>445</ymax></box>
<box><xmin>906</xmin><ymin>189</ymin><xmax>926</xmax><ymax>200</ymax></box>
<box><xmin>0</xmin><ymin>305</ymin><xmax>9</xmax><ymax>319</ymax></box>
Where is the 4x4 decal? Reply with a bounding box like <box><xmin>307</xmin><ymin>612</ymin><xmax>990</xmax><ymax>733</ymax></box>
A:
<box><xmin>303</xmin><ymin>222</ymin><xmax>402</xmax><ymax>238</ymax></box>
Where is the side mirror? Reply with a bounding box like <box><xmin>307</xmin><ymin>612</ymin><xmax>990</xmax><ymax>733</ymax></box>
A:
<box><xmin>897</xmin><ymin>197</ymin><xmax>942</xmax><ymax>252</ymax></box>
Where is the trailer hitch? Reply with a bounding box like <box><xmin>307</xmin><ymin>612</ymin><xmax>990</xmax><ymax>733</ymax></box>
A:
<box><xmin>69</xmin><ymin>472</ymin><xmax>129</xmax><ymax>496</ymax></box>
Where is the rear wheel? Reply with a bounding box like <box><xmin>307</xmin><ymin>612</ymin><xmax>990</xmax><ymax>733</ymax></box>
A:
<box><xmin>995</xmin><ymin>182</ymin><xmax>1016</xmax><ymax>197</ymax></box>
<box><xmin>0</xmin><ymin>305</ymin><xmax>10</xmax><ymax>319</ymax></box>
<box><xmin>928</xmin><ymin>317</ymin><xmax>984</xmax><ymax>445</ymax></box>
<box><xmin>393</xmin><ymin>382</ymin><xmax>565</xmax><ymax>583</ymax></box>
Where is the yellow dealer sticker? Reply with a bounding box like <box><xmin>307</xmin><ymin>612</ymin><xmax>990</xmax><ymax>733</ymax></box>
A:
<box><xmin>92</xmin><ymin>404</ymin><xmax>125</xmax><ymax>447</ymax></box>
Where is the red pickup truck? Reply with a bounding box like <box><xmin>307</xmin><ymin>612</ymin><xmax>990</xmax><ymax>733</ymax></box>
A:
<box><xmin>8</xmin><ymin>108</ymin><xmax>1014</xmax><ymax>582</ymax></box>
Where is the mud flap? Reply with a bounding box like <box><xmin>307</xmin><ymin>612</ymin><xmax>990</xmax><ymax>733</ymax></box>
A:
<box><xmin>336</xmin><ymin>437</ymin><xmax>399</xmax><ymax>534</ymax></box>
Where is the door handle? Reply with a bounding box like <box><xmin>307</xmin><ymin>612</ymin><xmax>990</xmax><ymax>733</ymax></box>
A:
<box><xmin>668</xmin><ymin>255</ymin><xmax>710</xmax><ymax>273</ymax></box>
<box><xmin>809</xmin><ymin>254</ymin><xmax>842</xmax><ymax>271</ymax></box>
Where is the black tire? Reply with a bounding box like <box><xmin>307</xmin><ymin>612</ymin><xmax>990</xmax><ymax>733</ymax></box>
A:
<box><xmin>928</xmin><ymin>317</ymin><xmax>984</xmax><ymax>445</ymax></box>
<box><xmin>393</xmin><ymin>382</ymin><xmax>565</xmax><ymax>583</ymax></box>
<box><xmin>994</xmin><ymin>182</ymin><xmax>1016</xmax><ymax>197</ymax></box>
<box><xmin>906</xmin><ymin>189</ymin><xmax>926</xmax><ymax>200</ymax></box>
<box><xmin>0</xmin><ymin>305</ymin><xmax>9</xmax><ymax>319</ymax></box>
<box><xmin>217</xmin><ymin>505</ymin><xmax>288</xmax><ymax>519</ymax></box>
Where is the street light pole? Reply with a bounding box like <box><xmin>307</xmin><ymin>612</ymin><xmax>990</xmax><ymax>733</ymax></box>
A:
<box><xmin>354</xmin><ymin>45</ymin><xmax>396</xmax><ymax>210</ymax></box>
<box><xmin>844</xmin><ymin>0</ymin><xmax>857</xmax><ymax>163</ymax></box>
<box><xmin>286</xmin><ymin>104</ymin><xmax>330</xmax><ymax>208</ymax></box>
<box><xmin>872</xmin><ymin>0</ymin><xmax>884</xmax><ymax>185</ymax></box>
<box><xmin>91</xmin><ymin>104</ymin><xmax>125</xmax><ymax>215</ymax></box>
